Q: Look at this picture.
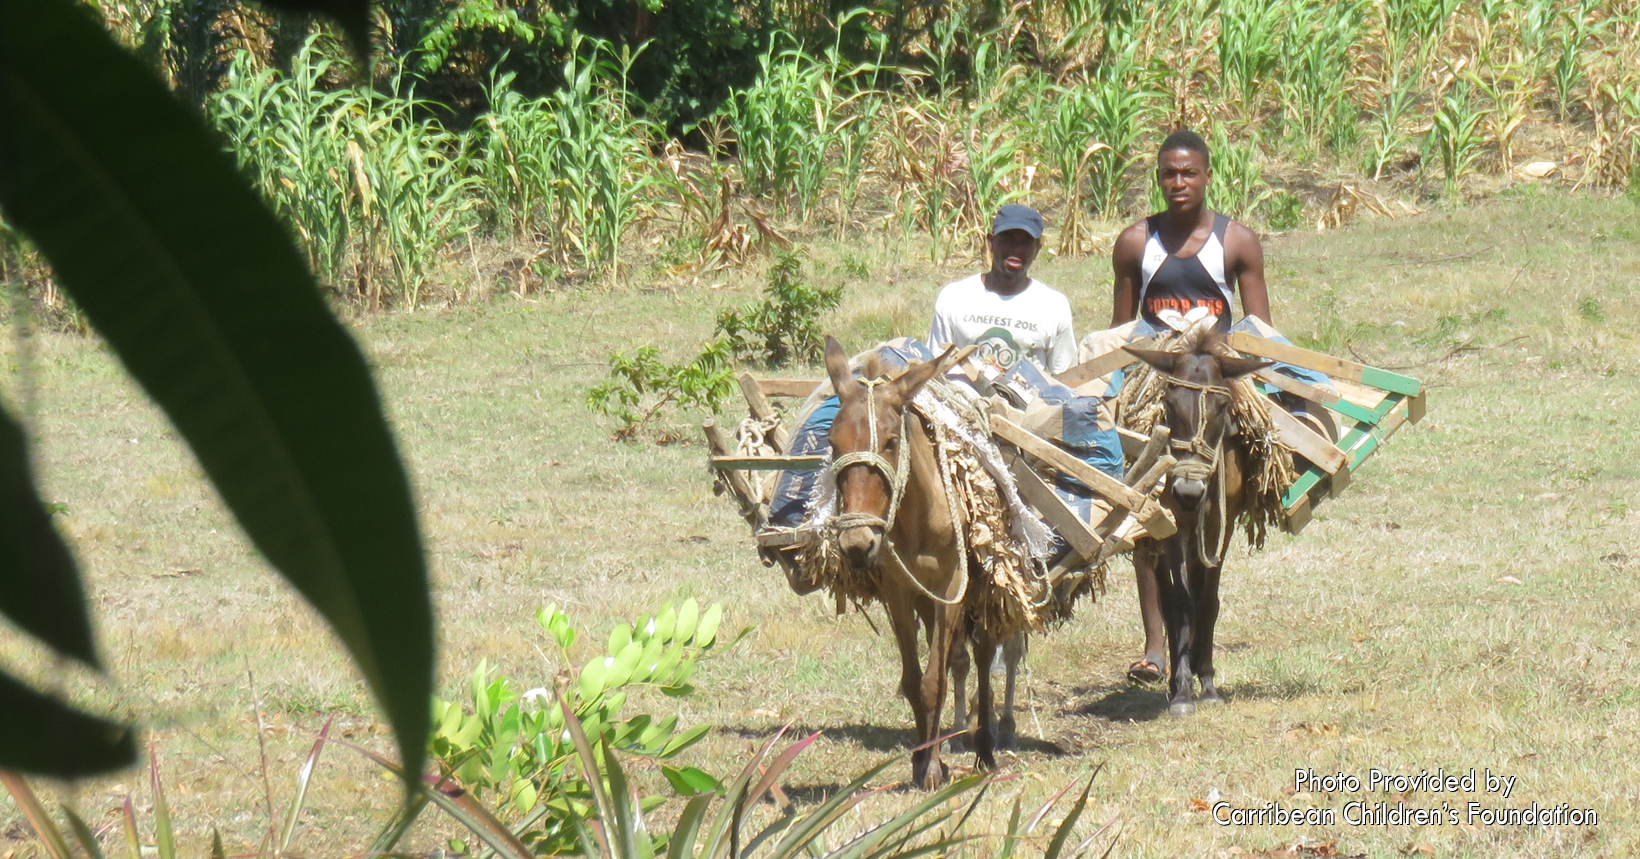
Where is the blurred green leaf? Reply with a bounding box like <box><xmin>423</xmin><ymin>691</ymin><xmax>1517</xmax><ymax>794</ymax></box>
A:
<box><xmin>0</xmin><ymin>0</ymin><xmax>432</xmax><ymax>780</ymax></box>
<box><xmin>661</xmin><ymin>765</ymin><xmax>721</xmax><ymax>796</ymax></box>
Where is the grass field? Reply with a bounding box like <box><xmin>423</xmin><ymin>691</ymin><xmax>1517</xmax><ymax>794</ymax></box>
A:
<box><xmin>3</xmin><ymin>187</ymin><xmax>1638</xmax><ymax>857</ymax></box>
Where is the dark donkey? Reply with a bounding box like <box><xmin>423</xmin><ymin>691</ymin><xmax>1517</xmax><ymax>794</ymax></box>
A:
<box><xmin>822</xmin><ymin>336</ymin><xmax>1008</xmax><ymax>787</ymax></box>
<box><xmin>1125</xmin><ymin>334</ymin><xmax>1270</xmax><ymax>718</ymax></box>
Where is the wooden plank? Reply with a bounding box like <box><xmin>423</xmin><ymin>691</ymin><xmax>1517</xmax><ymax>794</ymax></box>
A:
<box><xmin>756</xmin><ymin>530</ymin><xmax>812</xmax><ymax>548</ymax></box>
<box><xmin>1056</xmin><ymin>338</ymin><xmax>1154</xmax><ymax>390</ymax></box>
<box><xmin>1123</xmin><ymin>425</ymin><xmax>1170</xmax><ymax>485</ymax></box>
<box><xmin>1333</xmin><ymin>377</ymin><xmax>1389</xmax><ymax>411</ymax></box>
<box><xmin>738</xmin><ymin>372</ymin><xmax>791</xmax><ymax>452</ymax></box>
<box><xmin>712</xmin><ymin>455</ymin><xmax>825</xmax><ymax>471</ymax></box>
<box><xmin>1118</xmin><ymin>426</ymin><xmax>1146</xmax><ymax>459</ymax></box>
<box><xmin>1254</xmin><ymin>368</ymin><xmax>1382</xmax><ymax>425</ymax></box>
<box><xmin>1226</xmin><ymin>332</ymin><xmax>1422</xmax><ymax>396</ymax></box>
<box><xmin>1008</xmin><ymin>457</ymin><xmax>1099</xmax><ymax>563</ymax></box>
<box><xmin>1283</xmin><ymin>493</ymin><xmax>1312</xmax><ymax>534</ymax></box>
<box><xmin>993</xmin><ymin>416</ymin><xmax>1148</xmax><ymax>513</ymax></box>
<box><xmin>1407</xmin><ymin>392</ymin><xmax>1426</xmax><ymax>424</ymax></box>
<box><xmin>1267</xmin><ymin>402</ymin><xmax>1349</xmax><ymax>474</ymax></box>
<box><xmin>759</xmin><ymin>378</ymin><xmax>824</xmax><ymax>398</ymax></box>
<box><xmin>703</xmin><ymin>418</ymin><xmax>765</xmax><ymax>520</ymax></box>
<box><xmin>992</xmin><ymin>416</ymin><xmax>1176</xmax><ymax>539</ymax></box>
<box><xmin>1279</xmin><ymin>393</ymin><xmax>1412</xmax><ymax>513</ymax></box>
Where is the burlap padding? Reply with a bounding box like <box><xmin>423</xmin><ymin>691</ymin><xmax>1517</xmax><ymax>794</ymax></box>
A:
<box><xmin>1113</xmin><ymin>330</ymin><xmax>1295</xmax><ymax>549</ymax></box>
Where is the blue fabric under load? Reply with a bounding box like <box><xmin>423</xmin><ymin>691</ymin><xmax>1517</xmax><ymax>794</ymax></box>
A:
<box><xmin>768</xmin><ymin>339</ymin><xmax>934</xmax><ymax>528</ymax></box>
<box><xmin>999</xmin><ymin>360</ymin><xmax>1125</xmax><ymax>481</ymax></box>
<box><xmin>768</xmin><ymin>395</ymin><xmax>838</xmax><ymax>527</ymax></box>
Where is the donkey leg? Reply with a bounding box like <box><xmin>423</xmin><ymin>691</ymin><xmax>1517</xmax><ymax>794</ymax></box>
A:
<box><xmin>1160</xmin><ymin>539</ymin><xmax>1197</xmax><ymax>717</ymax></box>
<box><xmin>969</xmin><ymin>627</ymin><xmax>999</xmax><ymax>771</ymax></box>
<box><xmin>885</xmin><ymin>597</ymin><xmax>933</xmax><ymax>786</ymax></box>
<box><xmin>997</xmin><ymin>633</ymin><xmax>1024</xmax><ymax>751</ymax></box>
<box><xmin>1191</xmin><ymin>563</ymin><xmax>1224</xmax><ymax>705</ymax></box>
<box><xmin>915</xmin><ymin>604</ymin><xmax>957</xmax><ymax>788</ymax></box>
<box><xmin>946</xmin><ymin>617</ymin><xmax>972</xmax><ymax>753</ymax></box>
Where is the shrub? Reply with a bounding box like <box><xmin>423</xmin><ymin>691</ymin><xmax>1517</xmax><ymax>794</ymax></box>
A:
<box><xmin>715</xmin><ymin>251</ymin><xmax>842</xmax><ymax>369</ymax></box>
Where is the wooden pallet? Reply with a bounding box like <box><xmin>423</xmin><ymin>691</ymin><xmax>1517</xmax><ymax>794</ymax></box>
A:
<box><xmin>704</xmin><ymin>368</ymin><xmax>1178</xmax><ymax>579</ymax></box>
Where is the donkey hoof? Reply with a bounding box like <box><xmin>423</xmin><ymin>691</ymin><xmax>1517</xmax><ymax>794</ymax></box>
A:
<box><xmin>946</xmin><ymin>733</ymin><xmax>971</xmax><ymax>753</ymax></box>
<box><xmin>1168</xmin><ymin>701</ymin><xmax>1196</xmax><ymax>719</ymax></box>
<box><xmin>1197</xmin><ymin>693</ymin><xmax>1224</xmax><ymax>708</ymax></box>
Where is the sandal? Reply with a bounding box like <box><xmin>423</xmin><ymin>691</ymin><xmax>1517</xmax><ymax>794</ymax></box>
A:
<box><xmin>1127</xmin><ymin>658</ymin><xmax>1164</xmax><ymax>684</ymax></box>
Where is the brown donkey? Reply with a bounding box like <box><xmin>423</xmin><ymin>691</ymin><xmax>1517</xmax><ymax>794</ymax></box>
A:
<box><xmin>1125</xmin><ymin>335</ymin><xmax>1270</xmax><ymax>718</ymax></box>
<box><xmin>822</xmin><ymin>337</ymin><xmax>1008</xmax><ymax>787</ymax></box>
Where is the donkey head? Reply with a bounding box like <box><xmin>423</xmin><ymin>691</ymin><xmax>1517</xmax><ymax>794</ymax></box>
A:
<box><xmin>823</xmin><ymin>336</ymin><xmax>955</xmax><ymax>568</ymax></box>
<box><xmin>1126</xmin><ymin>335</ymin><xmax>1269</xmax><ymax>509</ymax></box>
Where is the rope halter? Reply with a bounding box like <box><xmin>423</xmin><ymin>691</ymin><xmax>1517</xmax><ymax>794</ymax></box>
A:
<box><xmin>1153</xmin><ymin>371</ymin><xmax>1235</xmax><ymax>569</ymax></box>
<box><xmin>829</xmin><ymin>378</ymin><xmax>912</xmax><ymax>534</ymax></box>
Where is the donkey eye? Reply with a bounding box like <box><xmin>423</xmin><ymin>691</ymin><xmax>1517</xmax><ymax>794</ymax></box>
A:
<box><xmin>884</xmin><ymin>437</ymin><xmax>899</xmax><ymax>452</ymax></box>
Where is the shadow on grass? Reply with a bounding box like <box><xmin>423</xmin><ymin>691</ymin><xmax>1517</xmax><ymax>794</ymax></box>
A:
<box><xmin>717</xmin><ymin>723</ymin><xmax>1068</xmax><ymax>756</ymax></box>
<box><xmin>1069</xmin><ymin>683</ymin><xmax>1170</xmax><ymax>722</ymax></box>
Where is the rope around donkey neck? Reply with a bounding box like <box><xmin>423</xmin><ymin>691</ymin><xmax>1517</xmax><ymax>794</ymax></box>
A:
<box><xmin>1154</xmin><ymin>372</ymin><xmax>1235</xmax><ymax>570</ymax></box>
<box><xmin>828</xmin><ymin>377</ymin><xmax>970</xmax><ymax>607</ymax></box>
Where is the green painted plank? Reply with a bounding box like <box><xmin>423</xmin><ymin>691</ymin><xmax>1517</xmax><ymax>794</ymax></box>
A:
<box><xmin>1361</xmin><ymin>365</ymin><xmax>1422</xmax><ymax>397</ymax></box>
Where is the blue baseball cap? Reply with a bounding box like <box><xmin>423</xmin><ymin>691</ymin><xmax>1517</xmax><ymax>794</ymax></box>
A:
<box><xmin>991</xmin><ymin>203</ymin><xmax>1044</xmax><ymax>238</ymax></box>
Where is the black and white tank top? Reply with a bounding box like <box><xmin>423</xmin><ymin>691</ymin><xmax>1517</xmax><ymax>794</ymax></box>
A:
<box><xmin>1138</xmin><ymin>212</ymin><xmax>1234</xmax><ymax>332</ymax></box>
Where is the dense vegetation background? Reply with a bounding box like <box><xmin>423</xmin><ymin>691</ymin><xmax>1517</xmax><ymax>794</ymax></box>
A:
<box><xmin>8</xmin><ymin>0</ymin><xmax>1636</xmax><ymax>317</ymax></box>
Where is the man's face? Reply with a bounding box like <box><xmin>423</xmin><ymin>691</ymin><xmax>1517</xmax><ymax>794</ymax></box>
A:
<box><xmin>1157</xmin><ymin>147</ymin><xmax>1210</xmax><ymax>213</ymax></box>
<box><xmin>989</xmin><ymin>228</ymin><xmax>1040</xmax><ymax>277</ymax></box>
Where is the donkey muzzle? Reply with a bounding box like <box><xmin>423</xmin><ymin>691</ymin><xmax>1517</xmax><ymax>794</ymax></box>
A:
<box><xmin>1171</xmin><ymin>477</ymin><xmax>1208</xmax><ymax>509</ymax></box>
<box><xmin>839</xmin><ymin>525</ymin><xmax>883</xmax><ymax>568</ymax></box>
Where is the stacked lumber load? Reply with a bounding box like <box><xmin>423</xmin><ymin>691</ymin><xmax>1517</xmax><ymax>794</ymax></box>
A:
<box><xmin>704</xmin><ymin>336</ymin><xmax>1422</xmax><ymax>583</ymax></box>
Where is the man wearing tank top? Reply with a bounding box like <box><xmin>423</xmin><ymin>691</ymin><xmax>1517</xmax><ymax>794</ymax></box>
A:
<box><xmin>1080</xmin><ymin>129</ymin><xmax>1333</xmax><ymax>685</ymax></box>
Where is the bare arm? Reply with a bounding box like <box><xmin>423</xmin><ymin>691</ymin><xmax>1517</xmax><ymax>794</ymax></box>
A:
<box><xmin>1110</xmin><ymin>222</ymin><xmax>1147</xmax><ymax>326</ymax></box>
<box><xmin>1228</xmin><ymin>221</ymin><xmax>1272</xmax><ymax>325</ymax></box>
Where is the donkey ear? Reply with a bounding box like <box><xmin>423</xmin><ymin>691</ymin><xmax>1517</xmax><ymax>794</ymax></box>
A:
<box><xmin>1216</xmin><ymin>355</ymin><xmax>1273</xmax><ymax>379</ymax></box>
<box><xmin>1124</xmin><ymin>347</ymin><xmax>1181</xmax><ymax>374</ymax></box>
<box><xmin>893</xmin><ymin>344</ymin><xmax>956</xmax><ymax>400</ymax></box>
<box><xmin>824</xmin><ymin>336</ymin><xmax>854</xmax><ymax>397</ymax></box>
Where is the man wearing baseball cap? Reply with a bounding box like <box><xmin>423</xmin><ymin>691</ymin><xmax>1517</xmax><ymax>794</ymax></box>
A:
<box><xmin>928</xmin><ymin>204</ymin><xmax>1077</xmax><ymax>376</ymax></box>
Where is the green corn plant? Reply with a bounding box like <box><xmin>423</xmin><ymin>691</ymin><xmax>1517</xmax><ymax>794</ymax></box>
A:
<box><xmin>728</xmin><ymin>33</ymin><xmax>830</xmax><ymax>213</ymax></box>
<box><xmin>834</xmin><ymin>93</ymin><xmax>883</xmax><ymax>238</ymax></box>
<box><xmin>1427</xmin><ymin>80</ymin><xmax>1491</xmax><ymax>195</ymax></box>
<box><xmin>1277</xmin><ymin>0</ymin><xmax>1364</xmax><ymax>157</ymax></box>
<box><xmin>476</xmin><ymin>70</ymin><xmax>561</xmax><ymax>244</ymax></box>
<box><xmin>212</xmin><ymin>39</ymin><xmax>355</xmax><ymax>287</ymax></box>
<box><xmin>1206</xmin><ymin>127</ymin><xmax>1271</xmax><ymax>220</ymax></box>
<box><xmin>1476</xmin><ymin>66</ymin><xmax>1543</xmax><ymax>173</ymax></box>
<box><xmin>965</xmin><ymin>102</ymin><xmax>1028</xmax><ymax>240</ymax></box>
<box><xmin>1217</xmin><ymin>0</ymin><xmax>1285</xmax><ymax>107</ymax></box>
<box><xmin>1364</xmin><ymin>77</ymin><xmax>1420</xmax><ymax>179</ymax></box>
<box><xmin>548</xmin><ymin>34</ymin><xmax>664</xmax><ymax>277</ymax></box>
<box><xmin>345</xmin><ymin>83</ymin><xmax>481</xmax><ymax>308</ymax></box>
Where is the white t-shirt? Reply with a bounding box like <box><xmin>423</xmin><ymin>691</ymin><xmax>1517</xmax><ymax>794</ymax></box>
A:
<box><xmin>928</xmin><ymin>274</ymin><xmax>1077</xmax><ymax>375</ymax></box>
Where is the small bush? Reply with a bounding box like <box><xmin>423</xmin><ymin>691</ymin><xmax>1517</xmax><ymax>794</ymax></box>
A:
<box><xmin>586</xmin><ymin>340</ymin><xmax>738</xmax><ymax>440</ymax></box>
<box><xmin>715</xmin><ymin>251</ymin><xmax>842</xmax><ymax>369</ymax></box>
<box><xmin>1261</xmin><ymin>190</ymin><xmax>1307</xmax><ymax>231</ymax></box>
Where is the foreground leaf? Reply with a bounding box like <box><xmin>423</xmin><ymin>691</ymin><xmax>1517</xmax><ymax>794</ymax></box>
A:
<box><xmin>0</xmin><ymin>400</ymin><xmax>95</xmax><ymax>667</ymax></box>
<box><xmin>0</xmin><ymin>0</ymin><xmax>431</xmax><ymax>780</ymax></box>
